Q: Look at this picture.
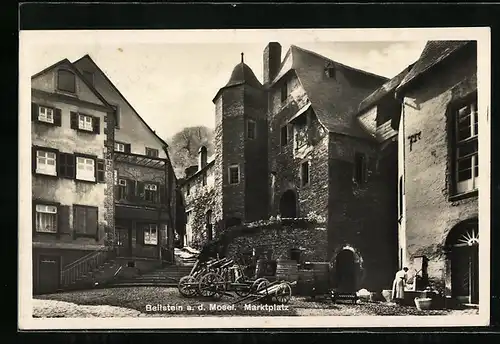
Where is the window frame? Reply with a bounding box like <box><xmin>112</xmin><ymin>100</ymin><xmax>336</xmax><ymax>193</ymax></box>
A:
<box><xmin>75</xmin><ymin>154</ymin><xmax>97</xmax><ymax>182</ymax></box>
<box><xmin>451</xmin><ymin>94</ymin><xmax>479</xmax><ymax>196</ymax></box>
<box><xmin>37</xmin><ymin>105</ymin><xmax>55</xmax><ymax>124</ymax></box>
<box><xmin>78</xmin><ymin>113</ymin><xmax>94</xmax><ymax>132</ymax></box>
<box><xmin>246</xmin><ymin>118</ymin><xmax>257</xmax><ymax>140</ymax></box>
<box><xmin>300</xmin><ymin>160</ymin><xmax>310</xmax><ymax>187</ymax></box>
<box><xmin>114</xmin><ymin>142</ymin><xmax>126</xmax><ymax>153</ymax></box>
<box><xmin>145</xmin><ymin>147</ymin><xmax>159</xmax><ymax>158</ymax></box>
<box><xmin>57</xmin><ymin>69</ymin><xmax>76</xmax><ymax>94</ymax></box>
<box><xmin>228</xmin><ymin>164</ymin><xmax>240</xmax><ymax>185</ymax></box>
<box><xmin>353</xmin><ymin>152</ymin><xmax>367</xmax><ymax>184</ymax></box>
<box><xmin>144</xmin><ymin>182</ymin><xmax>159</xmax><ymax>203</ymax></box>
<box><xmin>202</xmin><ymin>172</ymin><xmax>207</xmax><ymax>186</ymax></box>
<box><xmin>280</xmin><ymin>124</ymin><xmax>289</xmax><ymax>147</ymax></box>
<box><xmin>34</xmin><ymin>202</ymin><xmax>59</xmax><ymax>234</ymax></box>
<box><xmin>35</xmin><ymin>148</ymin><xmax>58</xmax><ymax>177</ymax></box>
<box><xmin>143</xmin><ymin>223</ymin><xmax>158</xmax><ymax>246</ymax></box>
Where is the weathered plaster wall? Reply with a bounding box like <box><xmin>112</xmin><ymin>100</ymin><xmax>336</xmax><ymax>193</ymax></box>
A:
<box><xmin>400</xmin><ymin>45</ymin><xmax>478</xmax><ymax>292</ymax></box>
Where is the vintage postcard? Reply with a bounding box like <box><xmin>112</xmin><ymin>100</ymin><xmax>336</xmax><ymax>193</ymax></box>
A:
<box><xmin>18</xmin><ymin>28</ymin><xmax>491</xmax><ymax>329</ymax></box>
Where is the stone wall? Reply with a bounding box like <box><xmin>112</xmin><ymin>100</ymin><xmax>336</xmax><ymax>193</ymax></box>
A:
<box><xmin>224</xmin><ymin>219</ymin><xmax>328</xmax><ymax>263</ymax></box>
<box><xmin>400</xmin><ymin>43</ymin><xmax>478</xmax><ymax>293</ymax></box>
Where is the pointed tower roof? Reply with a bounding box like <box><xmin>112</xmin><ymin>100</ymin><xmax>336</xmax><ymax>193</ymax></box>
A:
<box><xmin>213</xmin><ymin>53</ymin><xmax>263</xmax><ymax>102</ymax></box>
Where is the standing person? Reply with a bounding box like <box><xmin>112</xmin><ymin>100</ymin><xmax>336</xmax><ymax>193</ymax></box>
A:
<box><xmin>391</xmin><ymin>267</ymin><xmax>409</xmax><ymax>305</ymax></box>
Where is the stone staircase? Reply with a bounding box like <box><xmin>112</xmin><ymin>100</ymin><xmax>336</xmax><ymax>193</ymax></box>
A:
<box><xmin>108</xmin><ymin>264</ymin><xmax>193</xmax><ymax>287</ymax></box>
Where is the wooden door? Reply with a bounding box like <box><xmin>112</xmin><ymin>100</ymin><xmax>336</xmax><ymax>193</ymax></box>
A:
<box><xmin>38</xmin><ymin>255</ymin><xmax>60</xmax><ymax>294</ymax></box>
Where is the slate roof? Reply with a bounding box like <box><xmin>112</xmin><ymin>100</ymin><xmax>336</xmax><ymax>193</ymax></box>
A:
<box><xmin>213</xmin><ymin>56</ymin><xmax>263</xmax><ymax>102</ymax></box>
<box><xmin>357</xmin><ymin>63</ymin><xmax>415</xmax><ymax>115</ymax></box>
<box><xmin>396</xmin><ymin>40</ymin><xmax>472</xmax><ymax>94</ymax></box>
<box><xmin>276</xmin><ymin>45</ymin><xmax>389</xmax><ymax>139</ymax></box>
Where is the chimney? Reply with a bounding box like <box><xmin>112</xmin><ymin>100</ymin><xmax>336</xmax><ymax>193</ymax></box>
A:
<box><xmin>263</xmin><ymin>42</ymin><xmax>282</xmax><ymax>85</ymax></box>
<box><xmin>198</xmin><ymin>146</ymin><xmax>208</xmax><ymax>171</ymax></box>
<box><xmin>184</xmin><ymin>165</ymin><xmax>199</xmax><ymax>178</ymax></box>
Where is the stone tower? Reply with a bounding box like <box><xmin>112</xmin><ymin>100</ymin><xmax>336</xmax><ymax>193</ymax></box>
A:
<box><xmin>212</xmin><ymin>53</ymin><xmax>269</xmax><ymax>231</ymax></box>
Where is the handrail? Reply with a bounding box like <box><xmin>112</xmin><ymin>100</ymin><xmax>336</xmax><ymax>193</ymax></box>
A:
<box><xmin>63</xmin><ymin>246</ymin><xmax>108</xmax><ymax>272</ymax></box>
<box><xmin>60</xmin><ymin>247</ymin><xmax>111</xmax><ymax>287</ymax></box>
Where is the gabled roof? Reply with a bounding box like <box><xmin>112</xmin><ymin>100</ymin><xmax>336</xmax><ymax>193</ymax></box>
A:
<box><xmin>357</xmin><ymin>62</ymin><xmax>416</xmax><ymax>115</ymax></box>
<box><xmin>274</xmin><ymin>45</ymin><xmax>389</xmax><ymax>139</ymax></box>
<box><xmin>396</xmin><ymin>40</ymin><xmax>472</xmax><ymax>95</ymax></box>
<box><xmin>72</xmin><ymin>54</ymin><xmax>169</xmax><ymax>149</ymax></box>
<box><xmin>31</xmin><ymin>58</ymin><xmax>113</xmax><ymax>110</ymax></box>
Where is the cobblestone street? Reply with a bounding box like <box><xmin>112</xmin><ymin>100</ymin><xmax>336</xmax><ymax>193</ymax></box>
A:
<box><xmin>34</xmin><ymin>287</ymin><xmax>480</xmax><ymax>318</ymax></box>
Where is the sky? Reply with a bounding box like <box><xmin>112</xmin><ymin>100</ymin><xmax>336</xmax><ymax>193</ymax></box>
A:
<box><xmin>23</xmin><ymin>32</ymin><xmax>428</xmax><ymax>142</ymax></box>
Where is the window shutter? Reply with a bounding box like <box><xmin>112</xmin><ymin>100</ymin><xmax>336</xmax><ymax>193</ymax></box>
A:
<box><xmin>159</xmin><ymin>184</ymin><xmax>166</xmax><ymax>205</ymax></box>
<box><xmin>137</xmin><ymin>226</ymin><xmax>144</xmax><ymax>246</ymax></box>
<box><xmin>87</xmin><ymin>207</ymin><xmax>98</xmax><ymax>240</ymax></box>
<box><xmin>70</xmin><ymin>112</ymin><xmax>78</xmax><ymax>130</ymax></box>
<box><xmin>58</xmin><ymin>152</ymin><xmax>66</xmax><ymax>177</ymax></box>
<box><xmin>96</xmin><ymin>159</ymin><xmax>105</xmax><ymax>183</ymax></box>
<box><xmin>32</xmin><ymin>201</ymin><xmax>36</xmax><ymax>235</ymax></box>
<box><xmin>125</xmin><ymin>143</ymin><xmax>131</xmax><ymax>153</ymax></box>
<box><xmin>32</xmin><ymin>103</ymin><xmax>38</xmax><ymax>122</ymax></box>
<box><xmin>32</xmin><ymin>146</ymin><xmax>37</xmax><ymax>174</ymax></box>
<box><xmin>73</xmin><ymin>206</ymin><xmax>81</xmax><ymax>239</ymax></box>
<box><xmin>93</xmin><ymin>117</ymin><xmax>101</xmax><ymax>134</ymax></box>
<box><xmin>54</xmin><ymin>108</ymin><xmax>62</xmax><ymax>126</ymax></box>
<box><xmin>58</xmin><ymin>153</ymin><xmax>75</xmax><ymax>179</ymax></box>
<box><xmin>58</xmin><ymin>205</ymin><xmax>71</xmax><ymax>236</ymax></box>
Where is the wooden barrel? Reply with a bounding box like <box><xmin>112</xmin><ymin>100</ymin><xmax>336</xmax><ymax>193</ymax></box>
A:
<box><xmin>255</xmin><ymin>259</ymin><xmax>268</xmax><ymax>278</ymax></box>
<box><xmin>276</xmin><ymin>259</ymin><xmax>299</xmax><ymax>282</ymax></box>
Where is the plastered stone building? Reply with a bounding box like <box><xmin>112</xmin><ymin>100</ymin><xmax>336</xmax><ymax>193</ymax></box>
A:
<box><xmin>180</xmin><ymin>43</ymin><xmax>401</xmax><ymax>293</ymax></box>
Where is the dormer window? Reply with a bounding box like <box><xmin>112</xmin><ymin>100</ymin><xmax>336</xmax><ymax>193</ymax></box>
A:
<box><xmin>57</xmin><ymin>69</ymin><xmax>76</xmax><ymax>93</ymax></box>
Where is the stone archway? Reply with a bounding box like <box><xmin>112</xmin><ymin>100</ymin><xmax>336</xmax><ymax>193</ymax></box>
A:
<box><xmin>331</xmin><ymin>245</ymin><xmax>364</xmax><ymax>293</ymax></box>
<box><xmin>279</xmin><ymin>189</ymin><xmax>297</xmax><ymax>218</ymax></box>
<box><xmin>445</xmin><ymin>218</ymin><xmax>479</xmax><ymax>304</ymax></box>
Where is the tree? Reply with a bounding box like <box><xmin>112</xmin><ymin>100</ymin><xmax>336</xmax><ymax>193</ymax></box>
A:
<box><xmin>167</xmin><ymin>126</ymin><xmax>215</xmax><ymax>178</ymax></box>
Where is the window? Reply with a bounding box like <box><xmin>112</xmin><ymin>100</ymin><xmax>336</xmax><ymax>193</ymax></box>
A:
<box><xmin>57</xmin><ymin>70</ymin><xmax>76</xmax><ymax>93</ymax></box>
<box><xmin>247</xmin><ymin>119</ymin><xmax>256</xmax><ymax>139</ymax></box>
<box><xmin>36</xmin><ymin>150</ymin><xmax>57</xmax><ymax>176</ymax></box>
<box><xmin>186</xmin><ymin>182</ymin><xmax>191</xmax><ymax>196</ymax></box>
<box><xmin>118</xmin><ymin>179</ymin><xmax>127</xmax><ymax>199</ymax></box>
<box><xmin>78</xmin><ymin>114</ymin><xmax>93</xmax><ymax>132</ymax></box>
<box><xmin>115</xmin><ymin>142</ymin><xmax>125</xmax><ymax>152</ymax></box>
<box><xmin>454</xmin><ymin>98</ymin><xmax>479</xmax><ymax>194</ymax></box>
<box><xmin>228</xmin><ymin>165</ymin><xmax>240</xmax><ymax>185</ymax></box>
<box><xmin>354</xmin><ymin>152</ymin><xmax>367</xmax><ymax>184</ymax></box>
<box><xmin>38</xmin><ymin>106</ymin><xmax>54</xmax><ymax>124</ymax></box>
<box><xmin>76</xmin><ymin>156</ymin><xmax>95</xmax><ymax>182</ymax></box>
<box><xmin>144</xmin><ymin>183</ymin><xmax>158</xmax><ymax>202</ymax></box>
<box><xmin>280</xmin><ymin>81</ymin><xmax>288</xmax><ymax>103</ymax></box>
<box><xmin>73</xmin><ymin>205</ymin><xmax>98</xmax><ymax>237</ymax></box>
<box><xmin>144</xmin><ymin>224</ymin><xmax>158</xmax><ymax>245</ymax></box>
<box><xmin>82</xmin><ymin>70</ymin><xmax>94</xmax><ymax>85</ymax></box>
<box><xmin>111</xmin><ymin>105</ymin><xmax>120</xmax><ymax>128</ymax></box>
<box><xmin>325</xmin><ymin>63</ymin><xmax>336</xmax><ymax>78</ymax></box>
<box><xmin>281</xmin><ymin>125</ymin><xmax>289</xmax><ymax>146</ymax></box>
<box><xmin>35</xmin><ymin>204</ymin><xmax>58</xmax><ymax>233</ymax></box>
<box><xmin>145</xmin><ymin>147</ymin><xmax>159</xmax><ymax>158</ymax></box>
<box><xmin>300</xmin><ymin>161</ymin><xmax>310</xmax><ymax>186</ymax></box>
<box><xmin>202</xmin><ymin>172</ymin><xmax>207</xmax><ymax>186</ymax></box>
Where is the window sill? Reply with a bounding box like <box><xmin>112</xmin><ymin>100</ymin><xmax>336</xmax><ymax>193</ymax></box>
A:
<box><xmin>56</xmin><ymin>89</ymin><xmax>77</xmax><ymax>97</ymax></box>
<box><xmin>76</xmin><ymin>178</ymin><xmax>97</xmax><ymax>184</ymax></box>
<box><xmin>34</xmin><ymin>120</ymin><xmax>57</xmax><ymax>126</ymax></box>
<box><xmin>449</xmin><ymin>189</ymin><xmax>478</xmax><ymax>202</ymax></box>
<box><xmin>34</xmin><ymin>172</ymin><xmax>58</xmax><ymax>179</ymax></box>
<box><xmin>74</xmin><ymin>233</ymin><xmax>98</xmax><ymax>239</ymax></box>
<box><xmin>74</xmin><ymin>128</ymin><xmax>97</xmax><ymax>135</ymax></box>
<box><xmin>35</xmin><ymin>231</ymin><xmax>59</xmax><ymax>235</ymax></box>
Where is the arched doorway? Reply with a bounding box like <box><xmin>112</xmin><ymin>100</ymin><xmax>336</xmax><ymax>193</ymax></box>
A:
<box><xmin>334</xmin><ymin>249</ymin><xmax>358</xmax><ymax>293</ymax></box>
<box><xmin>446</xmin><ymin>219</ymin><xmax>479</xmax><ymax>304</ymax></box>
<box><xmin>279</xmin><ymin>189</ymin><xmax>297</xmax><ymax>218</ymax></box>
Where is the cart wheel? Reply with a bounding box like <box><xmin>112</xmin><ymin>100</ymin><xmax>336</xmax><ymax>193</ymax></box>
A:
<box><xmin>255</xmin><ymin>279</ymin><xmax>270</xmax><ymax>292</ymax></box>
<box><xmin>234</xmin><ymin>276</ymin><xmax>251</xmax><ymax>297</ymax></box>
<box><xmin>198</xmin><ymin>272</ymin><xmax>226</xmax><ymax>300</ymax></box>
<box><xmin>275</xmin><ymin>283</ymin><xmax>292</xmax><ymax>304</ymax></box>
<box><xmin>251</xmin><ymin>278</ymin><xmax>269</xmax><ymax>293</ymax></box>
<box><xmin>178</xmin><ymin>275</ymin><xmax>197</xmax><ymax>298</ymax></box>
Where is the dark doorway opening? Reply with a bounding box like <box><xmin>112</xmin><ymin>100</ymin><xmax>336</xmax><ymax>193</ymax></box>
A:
<box><xmin>206</xmin><ymin>210</ymin><xmax>213</xmax><ymax>241</ymax></box>
<box><xmin>279</xmin><ymin>189</ymin><xmax>297</xmax><ymax>218</ymax></box>
<box><xmin>335</xmin><ymin>249</ymin><xmax>357</xmax><ymax>293</ymax></box>
<box><xmin>38</xmin><ymin>255</ymin><xmax>60</xmax><ymax>294</ymax></box>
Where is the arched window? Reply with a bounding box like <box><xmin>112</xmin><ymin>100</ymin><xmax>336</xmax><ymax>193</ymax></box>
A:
<box><xmin>57</xmin><ymin>69</ymin><xmax>76</xmax><ymax>93</ymax></box>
